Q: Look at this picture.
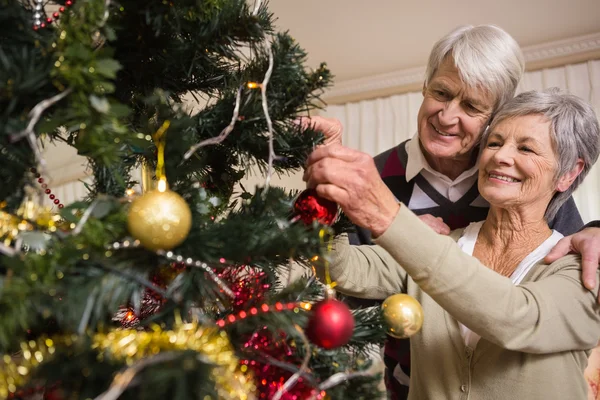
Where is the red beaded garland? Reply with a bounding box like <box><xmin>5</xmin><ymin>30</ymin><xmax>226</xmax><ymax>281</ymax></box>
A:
<box><xmin>30</xmin><ymin>167</ymin><xmax>64</xmax><ymax>208</ymax></box>
<box><xmin>32</xmin><ymin>0</ymin><xmax>75</xmax><ymax>30</ymax></box>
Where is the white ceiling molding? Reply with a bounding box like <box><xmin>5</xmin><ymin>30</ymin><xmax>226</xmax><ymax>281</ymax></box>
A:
<box><xmin>323</xmin><ymin>32</ymin><xmax>600</xmax><ymax>103</ymax></box>
<box><xmin>523</xmin><ymin>32</ymin><xmax>600</xmax><ymax>62</ymax></box>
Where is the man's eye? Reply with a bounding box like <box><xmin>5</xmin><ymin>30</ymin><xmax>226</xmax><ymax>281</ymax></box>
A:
<box><xmin>465</xmin><ymin>103</ymin><xmax>480</xmax><ymax>113</ymax></box>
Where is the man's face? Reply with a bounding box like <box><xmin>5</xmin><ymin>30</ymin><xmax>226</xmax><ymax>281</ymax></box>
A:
<box><xmin>417</xmin><ymin>57</ymin><xmax>495</xmax><ymax>164</ymax></box>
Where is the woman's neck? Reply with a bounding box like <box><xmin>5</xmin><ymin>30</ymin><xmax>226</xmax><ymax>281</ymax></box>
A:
<box><xmin>474</xmin><ymin>207</ymin><xmax>552</xmax><ymax>276</ymax></box>
<box><xmin>479</xmin><ymin>207</ymin><xmax>552</xmax><ymax>248</ymax></box>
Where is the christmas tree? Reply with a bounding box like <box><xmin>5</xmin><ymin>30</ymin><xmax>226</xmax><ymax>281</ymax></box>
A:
<box><xmin>0</xmin><ymin>0</ymin><xmax>386</xmax><ymax>399</ymax></box>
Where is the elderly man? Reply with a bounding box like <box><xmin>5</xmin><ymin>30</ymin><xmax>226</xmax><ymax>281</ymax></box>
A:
<box><xmin>301</xmin><ymin>25</ymin><xmax>600</xmax><ymax>399</ymax></box>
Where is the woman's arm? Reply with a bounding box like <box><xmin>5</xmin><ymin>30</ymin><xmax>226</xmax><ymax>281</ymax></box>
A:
<box><xmin>319</xmin><ymin>233</ymin><xmax>408</xmax><ymax>299</ymax></box>
<box><xmin>374</xmin><ymin>205</ymin><xmax>600</xmax><ymax>353</ymax></box>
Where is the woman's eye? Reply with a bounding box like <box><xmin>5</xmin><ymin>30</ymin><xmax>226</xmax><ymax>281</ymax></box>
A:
<box><xmin>520</xmin><ymin>146</ymin><xmax>534</xmax><ymax>153</ymax></box>
<box><xmin>487</xmin><ymin>142</ymin><xmax>500</xmax><ymax>147</ymax></box>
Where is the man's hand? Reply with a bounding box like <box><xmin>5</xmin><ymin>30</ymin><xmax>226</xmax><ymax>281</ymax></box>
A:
<box><xmin>303</xmin><ymin>144</ymin><xmax>399</xmax><ymax>237</ymax></box>
<box><xmin>418</xmin><ymin>214</ymin><xmax>451</xmax><ymax>235</ymax></box>
<box><xmin>296</xmin><ymin>116</ymin><xmax>343</xmax><ymax>147</ymax></box>
<box><xmin>545</xmin><ymin>227</ymin><xmax>600</xmax><ymax>300</ymax></box>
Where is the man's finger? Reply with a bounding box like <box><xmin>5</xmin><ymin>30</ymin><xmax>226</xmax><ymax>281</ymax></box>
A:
<box><xmin>315</xmin><ymin>183</ymin><xmax>349</xmax><ymax>208</ymax></box>
<box><xmin>580</xmin><ymin>246</ymin><xmax>600</xmax><ymax>290</ymax></box>
<box><xmin>295</xmin><ymin>116</ymin><xmax>343</xmax><ymax>143</ymax></box>
<box><xmin>306</xmin><ymin>144</ymin><xmax>361</xmax><ymax>167</ymax></box>
<box><xmin>305</xmin><ymin>157</ymin><xmax>357</xmax><ymax>189</ymax></box>
<box><xmin>544</xmin><ymin>236</ymin><xmax>573</xmax><ymax>263</ymax></box>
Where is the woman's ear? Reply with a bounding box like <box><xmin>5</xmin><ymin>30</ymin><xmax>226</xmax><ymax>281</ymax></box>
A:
<box><xmin>556</xmin><ymin>159</ymin><xmax>585</xmax><ymax>192</ymax></box>
<box><xmin>422</xmin><ymin>83</ymin><xmax>427</xmax><ymax>97</ymax></box>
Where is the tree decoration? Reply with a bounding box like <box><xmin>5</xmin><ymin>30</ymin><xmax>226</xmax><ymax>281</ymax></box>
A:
<box><xmin>32</xmin><ymin>0</ymin><xmax>75</xmax><ymax>30</ymax></box>
<box><xmin>305</xmin><ymin>297</ymin><xmax>355</xmax><ymax>349</ymax></box>
<box><xmin>30</xmin><ymin>168</ymin><xmax>64</xmax><ymax>209</ymax></box>
<box><xmin>1</xmin><ymin>0</ymin><xmax>384</xmax><ymax>397</ymax></box>
<box><xmin>305</xmin><ymin>229</ymin><xmax>354</xmax><ymax>349</ymax></box>
<box><xmin>114</xmin><ymin>262</ymin><xmax>186</xmax><ymax>328</ymax></box>
<box><xmin>293</xmin><ymin>188</ymin><xmax>339</xmax><ymax>226</ymax></box>
<box><xmin>381</xmin><ymin>293</ymin><xmax>424</xmax><ymax>339</ymax></box>
<box><xmin>127</xmin><ymin>121</ymin><xmax>192</xmax><ymax>251</ymax></box>
<box><xmin>241</xmin><ymin>328</ymin><xmax>324</xmax><ymax>400</ymax></box>
<box><xmin>1</xmin><ymin>323</ymin><xmax>254</xmax><ymax>400</ymax></box>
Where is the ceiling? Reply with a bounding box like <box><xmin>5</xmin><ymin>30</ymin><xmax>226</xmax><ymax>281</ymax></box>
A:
<box><xmin>267</xmin><ymin>0</ymin><xmax>600</xmax><ymax>83</ymax></box>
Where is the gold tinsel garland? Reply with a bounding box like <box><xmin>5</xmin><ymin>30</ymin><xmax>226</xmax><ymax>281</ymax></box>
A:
<box><xmin>1</xmin><ymin>323</ymin><xmax>255</xmax><ymax>399</ymax></box>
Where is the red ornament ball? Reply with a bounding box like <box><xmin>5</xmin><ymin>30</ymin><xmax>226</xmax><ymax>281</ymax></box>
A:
<box><xmin>293</xmin><ymin>188</ymin><xmax>338</xmax><ymax>226</ymax></box>
<box><xmin>305</xmin><ymin>298</ymin><xmax>354</xmax><ymax>349</ymax></box>
<box><xmin>43</xmin><ymin>386</ymin><xmax>64</xmax><ymax>400</ymax></box>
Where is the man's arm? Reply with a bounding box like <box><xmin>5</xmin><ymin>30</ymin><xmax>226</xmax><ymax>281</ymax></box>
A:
<box><xmin>544</xmin><ymin>196</ymin><xmax>600</xmax><ymax>300</ymax></box>
<box><xmin>548</xmin><ymin>196</ymin><xmax>584</xmax><ymax>235</ymax></box>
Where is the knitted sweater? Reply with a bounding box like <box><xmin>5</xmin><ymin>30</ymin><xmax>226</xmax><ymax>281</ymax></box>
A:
<box><xmin>328</xmin><ymin>206</ymin><xmax>600</xmax><ymax>400</ymax></box>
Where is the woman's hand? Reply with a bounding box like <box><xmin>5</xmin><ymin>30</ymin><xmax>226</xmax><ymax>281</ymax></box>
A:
<box><xmin>544</xmin><ymin>227</ymin><xmax>600</xmax><ymax>301</ymax></box>
<box><xmin>303</xmin><ymin>144</ymin><xmax>399</xmax><ymax>237</ymax></box>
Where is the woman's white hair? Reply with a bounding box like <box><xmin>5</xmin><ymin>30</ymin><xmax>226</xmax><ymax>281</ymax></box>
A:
<box><xmin>425</xmin><ymin>25</ymin><xmax>525</xmax><ymax>113</ymax></box>
<box><xmin>483</xmin><ymin>88</ymin><xmax>600</xmax><ymax>221</ymax></box>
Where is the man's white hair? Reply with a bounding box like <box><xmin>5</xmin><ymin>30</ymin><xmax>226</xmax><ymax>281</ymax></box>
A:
<box><xmin>425</xmin><ymin>25</ymin><xmax>525</xmax><ymax>114</ymax></box>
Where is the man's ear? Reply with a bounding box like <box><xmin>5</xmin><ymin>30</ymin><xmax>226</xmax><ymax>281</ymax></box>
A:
<box><xmin>556</xmin><ymin>159</ymin><xmax>585</xmax><ymax>192</ymax></box>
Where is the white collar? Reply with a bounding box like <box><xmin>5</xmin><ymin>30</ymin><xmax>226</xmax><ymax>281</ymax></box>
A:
<box><xmin>405</xmin><ymin>134</ymin><xmax>480</xmax><ymax>184</ymax></box>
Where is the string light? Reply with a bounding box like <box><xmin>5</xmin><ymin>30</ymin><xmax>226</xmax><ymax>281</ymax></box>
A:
<box><xmin>215</xmin><ymin>302</ymin><xmax>298</xmax><ymax>327</ymax></box>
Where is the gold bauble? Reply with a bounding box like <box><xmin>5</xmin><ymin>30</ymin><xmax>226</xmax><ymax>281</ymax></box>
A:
<box><xmin>381</xmin><ymin>293</ymin><xmax>424</xmax><ymax>339</ymax></box>
<box><xmin>127</xmin><ymin>189</ymin><xmax>192</xmax><ymax>251</ymax></box>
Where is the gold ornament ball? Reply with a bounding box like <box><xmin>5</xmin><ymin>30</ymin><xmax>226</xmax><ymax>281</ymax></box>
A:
<box><xmin>127</xmin><ymin>189</ymin><xmax>192</xmax><ymax>251</ymax></box>
<box><xmin>381</xmin><ymin>293</ymin><xmax>424</xmax><ymax>339</ymax></box>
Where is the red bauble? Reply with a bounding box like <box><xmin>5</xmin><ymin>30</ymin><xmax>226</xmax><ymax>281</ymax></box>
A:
<box><xmin>43</xmin><ymin>386</ymin><xmax>64</xmax><ymax>400</ymax></box>
<box><xmin>305</xmin><ymin>299</ymin><xmax>354</xmax><ymax>349</ymax></box>
<box><xmin>293</xmin><ymin>188</ymin><xmax>338</xmax><ymax>226</ymax></box>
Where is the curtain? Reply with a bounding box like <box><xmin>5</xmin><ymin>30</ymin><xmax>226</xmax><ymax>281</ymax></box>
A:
<box><xmin>324</xmin><ymin>60</ymin><xmax>600</xmax><ymax>223</ymax></box>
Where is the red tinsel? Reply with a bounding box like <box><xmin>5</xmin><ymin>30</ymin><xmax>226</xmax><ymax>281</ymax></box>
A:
<box><xmin>114</xmin><ymin>262</ymin><xmax>186</xmax><ymax>327</ymax></box>
<box><xmin>241</xmin><ymin>328</ymin><xmax>325</xmax><ymax>400</ymax></box>
<box><xmin>217</xmin><ymin>265</ymin><xmax>270</xmax><ymax>311</ymax></box>
<box><xmin>218</xmin><ymin>267</ymin><xmax>325</xmax><ymax>398</ymax></box>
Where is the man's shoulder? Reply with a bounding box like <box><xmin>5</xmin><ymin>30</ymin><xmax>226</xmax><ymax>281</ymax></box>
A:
<box><xmin>373</xmin><ymin>140</ymin><xmax>410</xmax><ymax>174</ymax></box>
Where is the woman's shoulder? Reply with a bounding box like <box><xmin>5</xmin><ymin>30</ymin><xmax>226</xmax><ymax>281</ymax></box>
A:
<box><xmin>449</xmin><ymin>221</ymin><xmax>484</xmax><ymax>242</ymax></box>
<box><xmin>526</xmin><ymin>254</ymin><xmax>583</xmax><ymax>282</ymax></box>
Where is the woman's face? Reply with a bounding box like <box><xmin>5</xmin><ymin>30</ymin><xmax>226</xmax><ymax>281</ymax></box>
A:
<box><xmin>417</xmin><ymin>57</ymin><xmax>495</xmax><ymax>163</ymax></box>
<box><xmin>478</xmin><ymin>114</ymin><xmax>558</xmax><ymax>212</ymax></box>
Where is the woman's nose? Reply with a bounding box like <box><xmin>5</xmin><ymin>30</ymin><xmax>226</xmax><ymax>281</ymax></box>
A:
<box><xmin>492</xmin><ymin>145</ymin><xmax>515</xmax><ymax>165</ymax></box>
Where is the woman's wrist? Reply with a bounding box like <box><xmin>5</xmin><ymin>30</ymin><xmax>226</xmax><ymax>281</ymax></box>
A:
<box><xmin>371</xmin><ymin>200</ymin><xmax>401</xmax><ymax>239</ymax></box>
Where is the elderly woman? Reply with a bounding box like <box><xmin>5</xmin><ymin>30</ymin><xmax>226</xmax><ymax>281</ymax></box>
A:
<box><xmin>305</xmin><ymin>89</ymin><xmax>600</xmax><ymax>399</ymax></box>
<box><xmin>304</xmin><ymin>25</ymin><xmax>600</xmax><ymax>398</ymax></box>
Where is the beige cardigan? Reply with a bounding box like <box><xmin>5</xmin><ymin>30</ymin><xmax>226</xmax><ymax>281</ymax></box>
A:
<box><xmin>325</xmin><ymin>205</ymin><xmax>600</xmax><ymax>400</ymax></box>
